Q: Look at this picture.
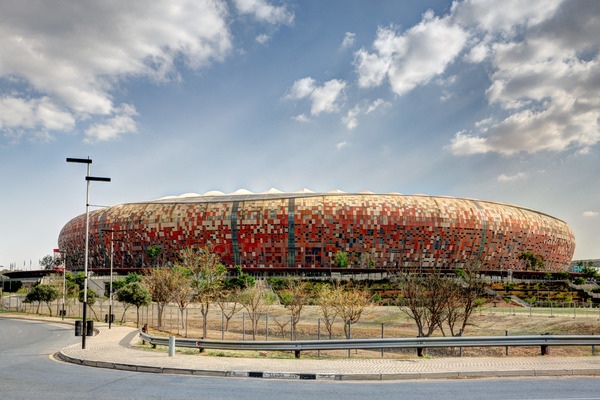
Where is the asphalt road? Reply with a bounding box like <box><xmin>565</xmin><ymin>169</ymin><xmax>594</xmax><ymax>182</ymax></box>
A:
<box><xmin>1</xmin><ymin>318</ymin><xmax>600</xmax><ymax>400</ymax></box>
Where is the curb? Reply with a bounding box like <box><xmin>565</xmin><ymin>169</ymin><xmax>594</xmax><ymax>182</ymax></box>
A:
<box><xmin>54</xmin><ymin>351</ymin><xmax>600</xmax><ymax>381</ymax></box>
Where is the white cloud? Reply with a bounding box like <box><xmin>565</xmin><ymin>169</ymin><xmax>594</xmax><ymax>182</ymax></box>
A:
<box><xmin>354</xmin><ymin>12</ymin><xmax>468</xmax><ymax>95</ymax></box>
<box><xmin>342</xmin><ymin>106</ymin><xmax>360</xmax><ymax>130</ymax></box>
<box><xmin>292</xmin><ymin>114</ymin><xmax>309</xmax><ymax>122</ymax></box>
<box><xmin>342</xmin><ymin>98</ymin><xmax>390</xmax><ymax>129</ymax></box>
<box><xmin>341</xmin><ymin>32</ymin><xmax>356</xmax><ymax>49</ymax></box>
<box><xmin>286</xmin><ymin>77</ymin><xmax>316</xmax><ymax>100</ymax></box>
<box><xmin>84</xmin><ymin>104</ymin><xmax>138</xmax><ymax>143</ymax></box>
<box><xmin>285</xmin><ymin>77</ymin><xmax>346</xmax><ymax>116</ymax></box>
<box><xmin>453</xmin><ymin>0</ymin><xmax>600</xmax><ymax>155</ymax></box>
<box><xmin>0</xmin><ymin>0</ymin><xmax>232</xmax><ymax>142</ymax></box>
<box><xmin>311</xmin><ymin>80</ymin><xmax>347</xmax><ymax>115</ymax></box>
<box><xmin>336</xmin><ymin>140</ymin><xmax>348</xmax><ymax>150</ymax></box>
<box><xmin>447</xmin><ymin>131</ymin><xmax>491</xmax><ymax>155</ymax></box>
<box><xmin>349</xmin><ymin>0</ymin><xmax>600</xmax><ymax>155</ymax></box>
<box><xmin>256</xmin><ymin>34</ymin><xmax>271</xmax><ymax>44</ymax></box>
<box><xmin>498</xmin><ymin>172</ymin><xmax>526</xmax><ymax>182</ymax></box>
<box><xmin>583</xmin><ymin>211</ymin><xmax>599</xmax><ymax>218</ymax></box>
<box><xmin>233</xmin><ymin>0</ymin><xmax>294</xmax><ymax>25</ymax></box>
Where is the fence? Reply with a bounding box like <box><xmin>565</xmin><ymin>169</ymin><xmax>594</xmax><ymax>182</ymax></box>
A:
<box><xmin>1</xmin><ymin>294</ymin><xmax>599</xmax><ymax>344</ymax></box>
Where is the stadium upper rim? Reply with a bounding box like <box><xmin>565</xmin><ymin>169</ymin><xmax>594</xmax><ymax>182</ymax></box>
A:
<box><xmin>130</xmin><ymin>189</ymin><xmax>567</xmax><ymax>224</ymax></box>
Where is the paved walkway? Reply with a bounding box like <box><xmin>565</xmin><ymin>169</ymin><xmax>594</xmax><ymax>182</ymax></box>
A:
<box><xmin>4</xmin><ymin>314</ymin><xmax>600</xmax><ymax>380</ymax></box>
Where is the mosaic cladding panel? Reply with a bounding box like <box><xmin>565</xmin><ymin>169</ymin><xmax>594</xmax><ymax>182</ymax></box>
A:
<box><xmin>58</xmin><ymin>194</ymin><xmax>575</xmax><ymax>271</ymax></box>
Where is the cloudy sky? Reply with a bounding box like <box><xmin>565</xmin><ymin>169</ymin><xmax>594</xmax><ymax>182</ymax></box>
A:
<box><xmin>1</xmin><ymin>0</ymin><xmax>599</xmax><ymax>269</ymax></box>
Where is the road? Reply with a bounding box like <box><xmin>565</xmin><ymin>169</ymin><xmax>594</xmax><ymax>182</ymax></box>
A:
<box><xmin>1</xmin><ymin>318</ymin><xmax>599</xmax><ymax>400</ymax></box>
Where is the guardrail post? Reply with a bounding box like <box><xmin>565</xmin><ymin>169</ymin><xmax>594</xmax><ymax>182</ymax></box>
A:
<box><xmin>541</xmin><ymin>333</ymin><xmax>550</xmax><ymax>355</ymax></box>
<box><xmin>381</xmin><ymin>323</ymin><xmax>384</xmax><ymax>358</ymax></box>
<box><xmin>505</xmin><ymin>330</ymin><xmax>509</xmax><ymax>356</ymax></box>
<box><xmin>593</xmin><ymin>332</ymin><xmax>595</xmax><ymax>356</ymax></box>
<box><xmin>317</xmin><ymin>318</ymin><xmax>321</xmax><ymax>358</ymax></box>
<box><xmin>168</xmin><ymin>336</ymin><xmax>175</xmax><ymax>357</ymax></box>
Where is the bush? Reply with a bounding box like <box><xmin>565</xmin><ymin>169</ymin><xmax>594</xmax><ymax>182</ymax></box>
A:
<box><xmin>573</xmin><ymin>277</ymin><xmax>586</xmax><ymax>285</ymax></box>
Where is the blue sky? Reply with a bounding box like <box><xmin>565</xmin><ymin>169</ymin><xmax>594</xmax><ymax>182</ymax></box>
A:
<box><xmin>1</xmin><ymin>0</ymin><xmax>599</xmax><ymax>269</ymax></box>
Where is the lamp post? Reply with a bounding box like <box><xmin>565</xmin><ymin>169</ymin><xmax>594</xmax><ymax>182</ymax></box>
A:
<box><xmin>101</xmin><ymin>228</ymin><xmax>122</xmax><ymax>329</ymax></box>
<box><xmin>54</xmin><ymin>249</ymin><xmax>67</xmax><ymax>321</ymax></box>
<box><xmin>67</xmin><ymin>157</ymin><xmax>111</xmax><ymax>349</ymax></box>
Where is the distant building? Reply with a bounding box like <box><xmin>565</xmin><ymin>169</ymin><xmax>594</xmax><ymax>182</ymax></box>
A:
<box><xmin>58</xmin><ymin>190</ymin><xmax>575</xmax><ymax>273</ymax></box>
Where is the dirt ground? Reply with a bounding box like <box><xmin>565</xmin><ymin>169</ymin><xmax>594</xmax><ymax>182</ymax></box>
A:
<box><xmin>134</xmin><ymin>303</ymin><xmax>600</xmax><ymax>359</ymax></box>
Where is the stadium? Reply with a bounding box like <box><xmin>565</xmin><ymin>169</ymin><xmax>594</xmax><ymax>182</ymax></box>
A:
<box><xmin>57</xmin><ymin>190</ymin><xmax>575</xmax><ymax>274</ymax></box>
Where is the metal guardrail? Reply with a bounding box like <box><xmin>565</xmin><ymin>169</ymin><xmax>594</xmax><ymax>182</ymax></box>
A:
<box><xmin>139</xmin><ymin>330</ymin><xmax>600</xmax><ymax>357</ymax></box>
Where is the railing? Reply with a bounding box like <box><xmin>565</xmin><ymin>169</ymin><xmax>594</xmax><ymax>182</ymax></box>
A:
<box><xmin>139</xmin><ymin>330</ymin><xmax>600</xmax><ymax>358</ymax></box>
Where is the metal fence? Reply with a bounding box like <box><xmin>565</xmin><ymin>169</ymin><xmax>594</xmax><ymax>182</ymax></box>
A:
<box><xmin>2</xmin><ymin>293</ymin><xmax>600</xmax><ymax>341</ymax></box>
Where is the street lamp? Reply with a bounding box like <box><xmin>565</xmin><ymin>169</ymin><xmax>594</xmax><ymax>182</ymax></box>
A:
<box><xmin>53</xmin><ymin>248</ymin><xmax>67</xmax><ymax>321</ymax></box>
<box><xmin>67</xmin><ymin>157</ymin><xmax>111</xmax><ymax>349</ymax></box>
<box><xmin>101</xmin><ymin>228</ymin><xmax>123</xmax><ymax>329</ymax></box>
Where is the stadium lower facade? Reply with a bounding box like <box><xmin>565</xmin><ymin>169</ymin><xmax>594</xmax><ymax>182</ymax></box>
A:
<box><xmin>58</xmin><ymin>191</ymin><xmax>576</xmax><ymax>273</ymax></box>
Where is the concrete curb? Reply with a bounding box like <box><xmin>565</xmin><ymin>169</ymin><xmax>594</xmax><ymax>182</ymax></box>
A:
<box><xmin>54</xmin><ymin>351</ymin><xmax>600</xmax><ymax>381</ymax></box>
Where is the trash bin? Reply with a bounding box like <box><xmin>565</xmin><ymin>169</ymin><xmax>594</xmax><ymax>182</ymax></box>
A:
<box><xmin>75</xmin><ymin>320</ymin><xmax>83</xmax><ymax>336</ymax></box>
<box><xmin>104</xmin><ymin>314</ymin><xmax>115</xmax><ymax>323</ymax></box>
<box><xmin>86</xmin><ymin>320</ymin><xmax>94</xmax><ymax>337</ymax></box>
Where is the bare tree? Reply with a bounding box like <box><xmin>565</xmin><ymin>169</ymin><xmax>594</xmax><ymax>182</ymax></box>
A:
<box><xmin>216</xmin><ymin>289</ymin><xmax>243</xmax><ymax>332</ymax></box>
<box><xmin>187</xmin><ymin>246</ymin><xmax>227</xmax><ymax>339</ymax></box>
<box><xmin>142</xmin><ymin>267</ymin><xmax>180</xmax><ymax>330</ymax></box>
<box><xmin>316</xmin><ymin>284</ymin><xmax>338</xmax><ymax>339</ymax></box>
<box><xmin>271</xmin><ymin>314</ymin><xmax>291</xmax><ymax>338</ymax></box>
<box><xmin>170</xmin><ymin>265</ymin><xmax>194</xmax><ymax>334</ymax></box>
<box><xmin>332</xmin><ymin>285</ymin><xmax>370</xmax><ymax>338</ymax></box>
<box><xmin>446</xmin><ymin>260</ymin><xmax>488</xmax><ymax>336</ymax></box>
<box><xmin>239</xmin><ymin>286</ymin><xmax>272</xmax><ymax>340</ymax></box>
<box><xmin>277</xmin><ymin>279</ymin><xmax>308</xmax><ymax>339</ymax></box>
<box><xmin>398</xmin><ymin>272</ymin><xmax>453</xmax><ymax>338</ymax></box>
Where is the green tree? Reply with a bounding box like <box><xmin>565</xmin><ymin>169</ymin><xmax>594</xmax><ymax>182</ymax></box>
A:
<box><xmin>79</xmin><ymin>289</ymin><xmax>99</xmax><ymax>320</ymax></box>
<box><xmin>517</xmin><ymin>252</ymin><xmax>545</xmax><ymax>271</ymax></box>
<box><xmin>40</xmin><ymin>255</ymin><xmax>58</xmax><ymax>270</ymax></box>
<box><xmin>115</xmin><ymin>282</ymin><xmax>152</xmax><ymax>327</ymax></box>
<box><xmin>146</xmin><ymin>246</ymin><xmax>163</xmax><ymax>268</ymax></box>
<box><xmin>25</xmin><ymin>284</ymin><xmax>60</xmax><ymax>315</ymax></box>
<box><xmin>334</xmin><ymin>251</ymin><xmax>349</xmax><ymax>268</ymax></box>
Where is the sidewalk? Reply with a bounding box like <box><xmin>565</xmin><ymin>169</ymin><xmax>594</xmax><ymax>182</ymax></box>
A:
<box><xmin>4</xmin><ymin>314</ymin><xmax>600</xmax><ymax>381</ymax></box>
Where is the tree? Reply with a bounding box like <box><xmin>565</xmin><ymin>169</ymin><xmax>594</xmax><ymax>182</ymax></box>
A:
<box><xmin>170</xmin><ymin>266</ymin><xmax>194</xmax><ymax>334</ymax></box>
<box><xmin>239</xmin><ymin>286</ymin><xmax>272</xmax><ymax>340</ymax></box>
<box><xmin>334</xmin><ymin>251</ymin><xmax>349</xmax><ymax>268</ymax></box>
<box><xmin>316</xmin><ymin>284</ymin><xmax>338</xmax><ymax>339</ymax></box>
<box><xmin>115</xmin><ymin>282</ymin><xmax>152</xmax><ymax>327</ymax></box>
<box><xmin>40</xmin><ymin>255</ymin><xmax>59</xmax><ymax>270</ymax></box>
<box><xmin>25</xmin><ymin>284</ymin><xmax>60</xmax><ymax>315</ymax></box>
<box><xmin>446</xmin><ymin>261</ymin><xmax>488</xmax><ymax>336</ymax></box>
<box><xmin>332</xmin><ymin>285</ymin><xmax>369</xmax><ymax>338</ymax></box>
<box><xmin>79</xmin><ymin>288</ymin><xmax>99</xmax><ymax>320</ymax></box>
<box><xmin>182</xmin><ymin>246</ymin><xmax>227</xmax><ymax>339</ymax></box>
<box><xmin>277</xmin><ymin>279</ymin><xmax>308</xmax><ymax>339</ymax></box>
<box><xmin>142</xmin><ymin>268</ymin><xmax>180</xmax><ymax>330</ymax></box>
<box><xmin>398</xmin><ymin>272</ymin><xmax>453</xmax><ymax>338</ymax></box>
<box><xmin>145</xmin><ymin>246</ymin><xmax>163</xmax><ymax>268</ymax></box>
<box><xmin>517</xmin><ymin>252</ymin><xmax>545</xmax><ymax>271</ymax></box>
<box><xmin>216</xmin><ymin>289</ymin><xmax>243</xmax><ymax>332</ymax></box>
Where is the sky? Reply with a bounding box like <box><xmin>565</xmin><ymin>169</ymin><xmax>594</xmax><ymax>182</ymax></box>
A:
<box><xmin>1</xmin><ymin>0</ymin><xmax>599</xmax><ymax>269</ymax></box>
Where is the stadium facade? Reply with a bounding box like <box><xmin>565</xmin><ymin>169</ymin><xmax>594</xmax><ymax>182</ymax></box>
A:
<box><xmin>58</xmin><ymin>190</ymin><xmax>576</xmax><ymax>272</ymax></box>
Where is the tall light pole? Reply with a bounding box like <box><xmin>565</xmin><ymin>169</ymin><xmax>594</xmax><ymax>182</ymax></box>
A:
<box><xmin>101</xmin><ymin>228</ymin><xmax>119</xmax><ymax>329</ymax></box>
<box><xmin>67</xmin><ymin>157</ymin><xmax>111</xmax><ymax>349</ymax></box>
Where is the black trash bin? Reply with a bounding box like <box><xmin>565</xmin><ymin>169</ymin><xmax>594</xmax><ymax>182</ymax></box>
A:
<box><xmin>75</xmin><ymin>320</ymin><xmax>94</xmax><ymax>336</ymax></box>
<box><xmin>75</xmin><ymin>320</ymin><xmax>83</xmax><ymax>336</ymax></box>
<box><xmin>86</xmin><ymin>320</ymin><xmax>94</xmax><ymax>337</ymax></box>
